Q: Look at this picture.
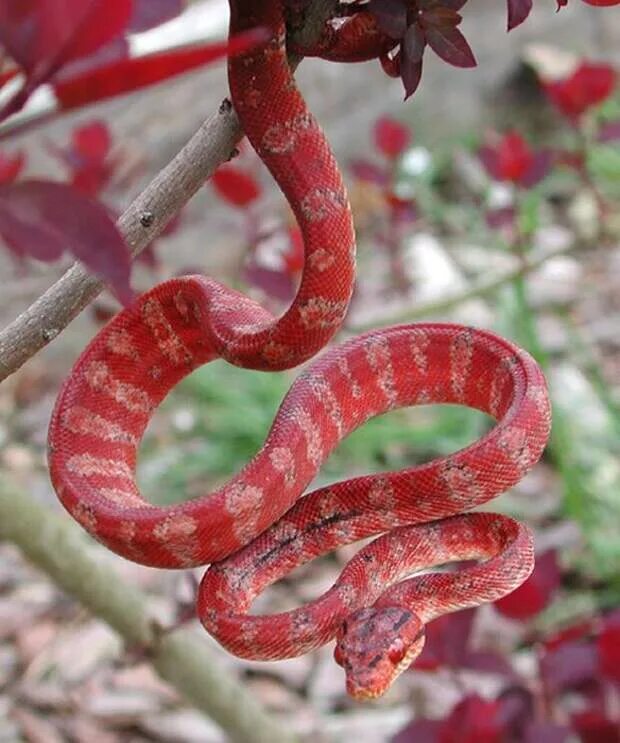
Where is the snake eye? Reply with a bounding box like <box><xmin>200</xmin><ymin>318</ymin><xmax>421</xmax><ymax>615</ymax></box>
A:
<box><xmin>387</xmin><ymin>638</ymin><xmax>406</xmax><ymax>666</ymax></box>
<box><xmin>334</xmin><ymin>643</ymin><xmax>345</xmax><ymax>667</ymax></box>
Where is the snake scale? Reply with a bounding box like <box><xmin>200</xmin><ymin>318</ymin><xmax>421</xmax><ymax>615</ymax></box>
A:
<box><xmin>48</xmin><ymin>1</ymin><xmax>551</xmax><ymax>699</ymax></box>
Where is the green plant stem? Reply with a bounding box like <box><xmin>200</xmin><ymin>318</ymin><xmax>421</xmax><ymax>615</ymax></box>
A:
<box><xmin>351</xmin><ymin>245</ymin><xmax>573</xmax><ymax>332</ymax></box>
<box><xmin>0</xmin><ymin>483</ymin><xmax>297</xmax><ymax>743</ymax></box>
<box><xmin>506</xmin><ymin>237</ymin><xmax>587</xmax><ymax>526</ymax></box>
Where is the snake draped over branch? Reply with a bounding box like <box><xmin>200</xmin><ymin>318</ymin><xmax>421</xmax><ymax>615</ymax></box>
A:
<box><xmin>48</xmin><ymin>0</ymin><xmax>552</xmax><ymax>700</ymax></box>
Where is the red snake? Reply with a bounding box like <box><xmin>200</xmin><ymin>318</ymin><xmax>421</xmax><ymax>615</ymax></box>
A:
<box><xmin>47</xmin><ymin>1</ymin><xmax>551</xmax><ymax>700</ymax></box>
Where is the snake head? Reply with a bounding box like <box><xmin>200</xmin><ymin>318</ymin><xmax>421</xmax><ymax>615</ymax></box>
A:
<box><xmin>334</xmin><ymin>606</ymin><xmax>425</xmax><ymax>700</ymax></box>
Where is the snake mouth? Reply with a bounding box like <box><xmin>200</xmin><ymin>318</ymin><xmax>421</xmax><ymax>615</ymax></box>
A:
<box><xmin>345</xmin><ymin>679</ymin><xmax>386</xmax><ymax>701</ymax></box>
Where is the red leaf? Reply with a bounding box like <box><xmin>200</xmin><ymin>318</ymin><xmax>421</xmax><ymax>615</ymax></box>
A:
<box><xmin>0</xmin><ymin>150</ymin><xmax>25</xmax><ymax>184</ymax></box>
<box><xmin>211</xmin><ymin>165</ymin><xmax>261</xmax><ymax>207</ymax></box>
<box><xmin>0</xmin><ymin>0</ymin><xmax>132</xmax><ymax>79</ymax></box>
<box><xmin>495</xmin><ymin>550</ymin><xmax>560</xmax><ymax>619</ymax></box>
<box><xmin>72</xmin><ymin>120</ymin><xmax>111</xmax><ymax>161</ymax></box>
<box><xmin>0</xmin><ymin>66</ymin><xmax>20</xmax><ymax>93</ymax></box>
<box><xmin>374</xmin><ymin>116</ymin><xmax>411</xmax><ymax>159</ymax></box>
<box><xmin>0</xmin><ymin>180</ymin><xmax>133</xmax><ymax>305</ymax></box>
<box><xmin>53</xmin><ymin>37</ymin><xmax>130</xmax><ymax>86</ymax></box>
<box><xmin>542</xmin><ymin>619</ymin><xmax>595</xmax><ymax>651</ymax></box>
<box><xmin>349</xmin><ymin>158</ymin><xmax>389</xmax><ymax>185</ymax></box>
<box><xmin>544</xmin><ymin>62</ymin><xmax>616</xmax><ymax>119</ymax></box>
<box><xmin>424</xmin><ymin>24</ymin><xmax>476</xmax><ymax>68</ymax></box>
<box><xmin>47</xmin><ymin>120</ymin><xmax>114</xmax><ymax>197</ymax></box>
<box><xmin>386</xmin><ymin>192</ymin><xmax>418</xmax><ymax>223</ymax></box>
<box><xmin>580</xmin><ymin>0</ymin><xmax>620</xmax><ymax>5</ymax></box>
<box><xmin>598</xmin><ymin>609</ymin><xmax>620</xmax><ymax>684</ymax></box>
<box><xmin>54</xmin><ymin>30</ymin><xmax>267</xmax><ymax>110</ymax></box>
<box><xmin>507</xmin><ymin>0</ymin><xmax>533</xmax><ymax>30</ymax></box>
<box><xmin>128</xmin><ymin>0</ymin><xmax>185</xmax><ymax>33</ymax></box>
<box><xmin>479</xmin><ymin>131</ymin><xmax>550</xmax><ymax>188</ymax></box>
<box><xmin>572</xmin><ymin>708</ymin><xmax>620</xmax><ymax>743</ymax></box>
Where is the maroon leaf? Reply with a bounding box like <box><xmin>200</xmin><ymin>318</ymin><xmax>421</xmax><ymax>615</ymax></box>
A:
<box><xmin>128</xmin><ymin>0</ymin><xmax>185</xmax><ymax>32</ymax></box>
<box><xmin>424</xmin><ymin>24</ymin><xmax>476</xmax><ymax>68</ymax></box>
<box><xmin>496</xmin><ymin>686</ymin><xmax>535</xmax><ymax>738</ymax></box>
<box><xmin>0</xmin><ymin>0</ymin><xmax>132</xmax><ymax>79</ymax></box>
<box><xmin>244</xmin><ymin>262</ymin><xmax>295</xmax><ymax>303</ymax></box>
<box><xmin>403</xmin><ymin>23</ymin><xmax>427</xmax><ymax>65</ymax></box>
<box><xmin>368</xmin><ymin>0</ymin><xmax>408</xmax><ymax>39</ymax></box>
<box><xmin>211</xmin><ymin>164</ymin><xmax>261</xmax><ymax>207</ymax></box>
<box><xmin>380</xmin><ymin>50</ymin><xmax>402</xmax><ymax>79</ymax></box>
<box><xmin>0</xmin><ymin>150</ymin><xmax>25</xmax><ymax>184</ymax></box>
<box><xmin>507</xmin><ymin>0</ymin><xmax>533</xmax><ymax>30</ymax></box>
<box><xmin>598</xmin><ymin>119</ymin><xmax>620</xmax><ymax>143</ymax></box>
<box><xmin>414</xmin><ymin>608</ymin><xmax>476</xmax><ymax>670</ymax></box>
<box><xmin>539</xmin><ymin>639</ymin><xmax>600</xmax><ymax>693</ymax></box>
<box><xmin>486</xmin><ymin>206</ymin><xmax>517</xmax><ymax>230</ymax></box>
<box><xmin>440</xmin><ymin>0</ymin><xmax>469</xmax><ymax>8</ymax></box>
<box><xmin>374</xmin><ymin>116</ymin><xmax>411</xmax><ymax>159</ymax></box>
<box><xmin>519</xmin><ymin>150</ymin><xmax>553</xmax><ymax>187</ymax></box>
<box><xmin>349</xmin><ymin>158</ymin><xmax>389</xmax><ymax>185</ymax></box>
<box><xmin>495</xmin><ymin>550</ymin><xmax>560</xmax><ymax>619</ymax></box>
<box><xmin>438</xmin><ymin>694</ymin><xmax>505</xmax><ymax>743</ymax></box>
<box><xmin>523</xmin><ymin>723</ymin><xmax>572</xmax><ymax>743</ymax></box>
<box><xmin>401</xmin><ymin>56</ymin><xmax>424</xmax><ymax>99</ymax></box>
<box><xmin>461</xmin><ymin>650</ymin><xmax>516</xmax><ymax>677</ymax></box>
<box><xmin>392</xmin><ymin>719</ymin><xmax>442</xmax><ymax>743</ymax></box>
<box><xmin>0</xmin><ymin>180</ymin><xmax>133</xmax><ymax>305</ymax></box>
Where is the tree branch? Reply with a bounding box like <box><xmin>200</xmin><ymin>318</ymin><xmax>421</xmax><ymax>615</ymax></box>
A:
<box><xmin>0</xmin><ymin>0</ymin><xmax>339</xmax><ymax>383</ymax></box>
<box><xmin>0</xmin><ymin>481</ymin><xmax>297</xmax><ymax>743</ymax></box>
<box><xmin>0</xmin><ymin>101</ymin><xmax>243</xmax><ymax>382</ymax></box>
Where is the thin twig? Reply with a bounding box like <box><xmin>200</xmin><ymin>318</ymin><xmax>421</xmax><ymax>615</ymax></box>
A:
<box><xmin>350</xmin><ymin>246</ymin><xmax>575</xmax><ymax>332</ymax></box>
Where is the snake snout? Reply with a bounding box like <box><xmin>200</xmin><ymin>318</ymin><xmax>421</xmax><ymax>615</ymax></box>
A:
<box><xmin>334</xmin><ymin>606</ymin><xmax>425</xmax><ymax>699</ymax></box>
